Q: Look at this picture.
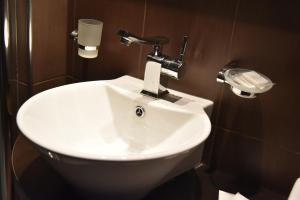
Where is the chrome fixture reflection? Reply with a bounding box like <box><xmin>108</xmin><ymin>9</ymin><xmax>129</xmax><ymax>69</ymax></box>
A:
<box><xmin>70</xmin><ymin>19</ymin><xmax>103</xmax><ymax>59</ymax></box>
<box><xmin>217</xmin><ymin>62</ymin><xmax>274</xmax><ymax>98</ymax></box>
<box><xmin>117</xmin><ymin>30</ymin><xmax>169</xmax><ymax>47</ymax></box>
<box><xmin>117</xmin><ymin>30</ymin><xmax>188</xmax><ymax>98</ymax></box>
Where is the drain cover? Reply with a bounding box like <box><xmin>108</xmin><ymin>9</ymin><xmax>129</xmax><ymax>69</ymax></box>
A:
<box><xmin>135</xmin><ymin>106</ymin><xmax>145</xmax><ymax>117</ymax></box>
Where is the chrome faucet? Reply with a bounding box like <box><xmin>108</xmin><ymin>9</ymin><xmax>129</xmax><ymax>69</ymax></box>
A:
<box><xmin>117</xmin><ymin>30</ymin><xmax>188</xmax><ymax>98</ymax></box>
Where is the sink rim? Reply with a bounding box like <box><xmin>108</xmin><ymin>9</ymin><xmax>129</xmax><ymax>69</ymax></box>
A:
<box><xmin>16</xmin><ymin>76</ymin><xmax>212</xmax><ymax>161</ymax></box>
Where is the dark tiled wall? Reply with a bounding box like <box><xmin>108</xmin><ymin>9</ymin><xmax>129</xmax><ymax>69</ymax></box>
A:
<box><xmin>72</xmin><ymin>0</ymin><xmax>146</xmax><ymax>80</ymax></box>
<box><xmin>4</xmin><ymin>1</ymin><xmax>30</xmax><ymax>196</ymax></box>
<box><xmin>8</xmin><ymin>0</ymin><xmax>300</xmax><ymax>197</ymax></box>
<box><xmin>30</xmin><ymin>0</ymin><xmax>72</xmax><ymax>94</ymax></box>
<box><xmin>6</xmin><ymin>0</ymin><xmax>30</xmax><ymax>142</ymax></box>
<box><xmin>213</xmin><ymin>0</ymin><xmax>300</xmax><ymax>195</ymax></box>
<box><xmin>72</xmin><ymin>0</ymin><xmax>300</xmax><ymax>196</ymax></box>
<box><xmin>7</xmin><ymin>0</ymin><xmax>72</xmax><ymax>112</ymax></box>
<box><xmin>7</xmin><ymin>0</ymin><xmax>75</xmax><ymax>146</ymax></box>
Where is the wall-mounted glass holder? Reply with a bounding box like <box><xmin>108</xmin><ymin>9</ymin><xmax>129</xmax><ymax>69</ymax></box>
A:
<box><xmin>217</xmin><ymin>64</ymin><xmax>274</xmax><ymax>98</ymax></box>
<box><xmin>70</xmin><ymin>19</ymin><xmax>103</xmax><ymax>59</ymax></box>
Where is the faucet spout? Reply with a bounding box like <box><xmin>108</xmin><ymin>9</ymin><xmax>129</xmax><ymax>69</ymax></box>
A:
<box><xmin>141</xmin><ymin>61</ymin><xmax>169</xmax><ymax>98</ymax></box>
<box><xmin>117</xmin><ymin>30</ymin><xmax>169</xmax><ymax>47</ymax></box>
<box><xmin>117</xmin><ymin>29</ymin><xmax>188</xmax><ymax>99</ymax></box>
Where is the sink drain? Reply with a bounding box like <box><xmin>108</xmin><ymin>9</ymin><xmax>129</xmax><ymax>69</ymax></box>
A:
<box><xmin>135</xmin><ymin>106</ymin><xmax>145</xmax><ymax>117</ymax></box>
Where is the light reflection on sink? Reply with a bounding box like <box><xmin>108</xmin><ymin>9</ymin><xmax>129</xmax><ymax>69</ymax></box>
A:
<box><xmin>17</xmin><ymin>75</ymin><xmax>213</xmax><ymax>200</ymax></box>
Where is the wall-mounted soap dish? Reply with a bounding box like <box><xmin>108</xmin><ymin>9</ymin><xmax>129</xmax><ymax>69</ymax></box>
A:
<box><xmin>217</xmin><ymin>63</ymin><xmax>274</xmax><ymax>98</ymax></box>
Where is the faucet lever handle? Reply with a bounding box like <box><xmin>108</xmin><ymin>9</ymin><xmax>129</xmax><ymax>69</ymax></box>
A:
<box><xmin>178</xmin><ymin>36</ymin><xmax>188</xmax><ymax>62</ymax></box>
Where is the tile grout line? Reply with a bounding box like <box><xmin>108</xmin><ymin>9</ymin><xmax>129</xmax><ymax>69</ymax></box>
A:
<box><xmin>279</xmin><ymin>145</ymin><xmax>300</xmax><ymax>157</ymax></box>
<box><xmin>141</xmin><ymin>0</ymin><xmax>147</xmax><ymax>40</ymax></box>
<box><xmin>32</xmin><ymin>75</ymin><xmax>68</xmax><ymax>86</ymax></box>
<box><xmin>14</xmin><ymin>0</ymin><xmax>20</xmax><ymax>107</ymax></box>
<box><xmin>8</xmin><ymin>79</ymin><xmax>28</xmax><ymax>87</ymax></box>
<box><xmin>26</xmin><ymin>0</ymin><xmax>33</xmax><ymax>96</ymax></box>
<box><xmin>8</xmin><ymin>75</ymin><xmax>82</xmax><ymax>89</ymax></box>
<box><xmin>226</xmin><ymin>0</ymin><xmax>240</xmax><ymax>61</ymax></box>
<box><xmin>205</xmin><ymin>0</ymin><xmax>241</xmax><ymax>168</ymax></box>
<box><xmin>217</xmin><ymin>126</ymin><xmax>264</xmax><ymax>143</ymax></box>
<box><xmin>70</xmin><ymin>0</ymin><xmax>78</xmax><ymax>78</ymax></box>
<box><xmin>216</xmin><ymin>126</ymin><xmax>300</xmax><ymax>157</ymax></box>
<box><xmin>137</xmin><ymin>0</ymin><xmax>147</xmax><ymax>77</ymax></box>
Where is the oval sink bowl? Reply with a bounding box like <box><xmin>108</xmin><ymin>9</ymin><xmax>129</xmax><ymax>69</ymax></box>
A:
<box><xmin>17</xmin><ymin>75</ymin><xmax>213</xmax><ymax>200</ymax></box>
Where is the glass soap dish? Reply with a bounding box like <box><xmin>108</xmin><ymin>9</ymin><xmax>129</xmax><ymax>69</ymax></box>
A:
<box><xmin>223</xmin><ymin>68</ymin><xmax>274</xmax><ymax>98</ymax></box>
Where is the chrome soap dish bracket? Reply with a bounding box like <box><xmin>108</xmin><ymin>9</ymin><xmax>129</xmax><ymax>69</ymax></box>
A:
<box><xmin>217</xmin><ymin>63</ymin><xmax>274</xmax><ymax>98</ymax></box>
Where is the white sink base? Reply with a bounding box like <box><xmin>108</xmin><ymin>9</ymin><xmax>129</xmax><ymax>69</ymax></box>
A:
<box><xmin>37</xmin><ymin>143</ymin><xmax>204</xmax><ymax>199</ymax></box>
<box><xmin>17</xmin><ymin>75</ymin><xmax>213</xmax><ymax>199</ymax></box>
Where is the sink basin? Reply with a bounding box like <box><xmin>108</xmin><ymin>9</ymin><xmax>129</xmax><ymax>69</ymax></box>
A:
<box><xmin>17</xmin><ymin>75</ymin><xmax>213</xmax><ymax>199</ymax></box>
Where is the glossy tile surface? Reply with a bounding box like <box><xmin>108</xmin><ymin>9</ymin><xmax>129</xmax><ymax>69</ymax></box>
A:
<box><xmin>8</xmin><ymin>0</ymin><xmax>300</xmax><ymax>197</ymax></box>
<box><xmin>15</xmin><ymin>154</ymin><xmax>286</xmax><ymax>200</ymax></box>
<box><xmin>227</xmin><ymin>0</ymin><xmax>300</xmax><ymax>152</ymax></box>
<box><xmin>220</xmin><ymin>0</ymin><xmax>300</xmax><ymax>194</ymax></box>
<box><xmin>141</xmin><ymin>0</ymin><xmax>237</xmax><ymax>101</ymax></box>
<box><xmin>73</xmin><ymin>0</ymin><xmax>146</xmax><ymax>80</ymax></box>
<box><xmin>212</xmin><ymin>128</ymin><xmax>263</xmax><ymax>195</ymax></box>
<box><xmin>31</xmin><ymin>0</ymin><xmax>69</xmax><ymax>83</ymax></box>
<box><xmin>32</xmin><ymin>76</ymin><xmax>68</xmax><ymax>95</ymax></box>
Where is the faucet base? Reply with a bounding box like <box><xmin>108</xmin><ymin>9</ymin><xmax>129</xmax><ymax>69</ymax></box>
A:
<box><xmin>140</xmin><ymin>89</ymin><xmax>169</xmax><ymax>99</ymax></box>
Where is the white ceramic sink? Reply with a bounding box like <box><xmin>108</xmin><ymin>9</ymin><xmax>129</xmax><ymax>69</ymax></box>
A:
<box><xmin>17</xmin><ymin>75</ymin><xmax>213</xmax><ymax>199</ymax></box>
<box><xmin>289</xmin><ymin>178</ymin><xmax>300</xmax><ymax>200</ymax></box>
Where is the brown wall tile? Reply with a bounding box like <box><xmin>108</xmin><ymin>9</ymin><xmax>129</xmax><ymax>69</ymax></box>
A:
<box><xmin>213</xmin><ymin>128</ymin><xmax>263</xmax><ymax>186</ymax></box>
<box><xmin>141</xmin><ymin>0</ymin><xmax>237</xmax><ymax>101</ymax></box>
<box><xmin>12</xmin><ymin>0</ymin><xmax>300</xmax><ymax>197</ymax></box>
<box><xmin>217</xmin><ymin>89</ymin><xmax>266</xmax><ymax>140</ymax></box>
<box><xmin>270</xmin><ymin>149</ymin><xmax>300</xmax><ymax>194</ymax></box>
<box><xmin>6</xmin><ymin>0</ymin><xmax>17</xmax><ymax>81</ymax></box>
<box><xmin>259</xmin><ymin>143</ymin><xmax>300</xmax><ymax>195</ymax></box>
<box><xmin>7</xmin><ymin>81</ymin><xmax>29</xmax><ymax>116</ymax></box>
<box><xmin>228</xmin><ymin>0</ymin><xmax>300</xmax><ymax>160</ymax></box>
<box><xmin>213</xmin><ymin>0</ymin><xmax>300</xmax><ymax>195</ymax></box>
<box><xmin>213</xmin><ymin>128</ymin><xmax>300</xmax><ymax>196</ymax></box>
<box><xmin>32</xmin><ymin>76</ymin><xmax>68</xmax><ymax>95</ymax></box>
<box><xmin>6</xmin><ymin>81</ymin><xmax>29</xmax><ymax>141</ymax></box>
<box><xmin>6</xmin><ymin>0</ymin><xmax>29</xmax><ymax>83</ymax></box>
<box><xmin>73</xmin><ymin>0</ymin><xmax>146</xmax><ymax>80</ymax></box>
<box><xmin>16</xmin><ymin>0</ymin><xmax>30</xmax><ymax>83</ymax></box>
<box><xmin>31</xmin><ymin>0</ymin><xmax>69</xmax><ymax>83</ymax></box>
